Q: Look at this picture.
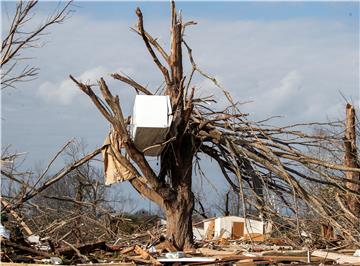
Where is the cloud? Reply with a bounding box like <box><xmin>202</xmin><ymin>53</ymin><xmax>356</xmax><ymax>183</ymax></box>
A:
<box><xmin>37</xmin><ymin>79</ymin><xmax>76</xmax><ymax>105</ymax></box>
<box><xmin>183</xmin><ymin>19</ymin><xmax>357</xmax><ymax>123</ymax></box>
<box><xmin>37</xmin><ymin>66</ymin><xmax>110</xmax><ymax>105</ymax></box>
<box><xmin>36</xmin><ymin>66</ymin><xmax>136</xmax><ymax>105</ymax></box>
<box><xmin>272</xmin><ymin>71</ymin><xmax>303</xmax><ymax>100</ymax></box>
<box><xmin>254</xmin><ymin>70</ymin><xmax>303</xmax><ymax>116</ymax></box>
<box><xmin>3</xmin><ymin>10</ymin><xmax>358</xmax><ymax>174</ymax></box>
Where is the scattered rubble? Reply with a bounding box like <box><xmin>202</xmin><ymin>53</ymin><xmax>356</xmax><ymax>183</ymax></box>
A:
<box><xmin>1</xmin><ymin>214</ymin><xmax>359</xmax><ymax>265</ymax></box>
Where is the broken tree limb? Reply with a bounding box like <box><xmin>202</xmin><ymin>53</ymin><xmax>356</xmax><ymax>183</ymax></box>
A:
<box><xmin>344</xmin><ymin>103</ymin><xmax>360</xmax><ymax>217</ymax></box>
<box><xmin>111</xmin><ymin>73</ymin><xmax>152</xmax><ymax>95</ymax></box>
<box><xmin>61</xmin><ymin>240</ymin><xmax>90</xmax><ymax>263</ymax></box>
<box><xmin>2</xmin><ymin>240</ymin><xmax>53</xmax><ymax>258</ymax></box>
<box><xmin>6</xmin><ymin>145</ymin><xmax>104</xmax><ymax>210</ymax></box>
<box><xmin>135</xmin><ymin>7</ymin><xmax>171</xmax><ymax>86</ymax></box>
<box><xmin>130</xmin><ymin>27</ymin><xmax>170</xmax><ymax>65</ymax></box>
<box><xmin>57</xmin><ymin>240</ymin><xmax>107</xmax><ymax>257</ymax></box>
<box><xmin>0</xmin><ymin>198</ymin><xmax>33</xmax><ymax>235</ymax></box>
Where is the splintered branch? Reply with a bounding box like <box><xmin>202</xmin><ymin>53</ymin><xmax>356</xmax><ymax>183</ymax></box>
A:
<box><xmin>183</xmin><ymin>40</ymin><xmax>237</xmax><ymax>111</ymax></box>
<box><xmin>170</xmin><ymin>5</ymin><xmax>183</xmax><ymax>87</ymax></box>
<box><xmin>3</xmin><ymin>145</ymin><xmax>104</xmax><ymax>211</ymax></box>
<box><xmin>135</xmin><ymin>8</ymin><xmax>171</xmax><ymax>86</ymax></box>
<box><xmin>130</xmin><ymin>27</ymin><xmax>170</xmax><ymax>65</ymax></box>
<box><xmin>111</xmin><ymin>73</ymin><xmax>153</xmax><ymax>95</ymax></box>
<box><xmin>98</xmin><ymin>78</ymin><xmax>127</xmax><ymax>136</ymax></box>
<box><xmin>69</xmin><ymin>75</ymin><xmax>114</xmax><ymax>124</ymax></box>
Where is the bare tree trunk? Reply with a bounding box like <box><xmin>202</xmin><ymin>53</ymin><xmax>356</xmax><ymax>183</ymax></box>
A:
<box><xmin>344</xmin><ymin>103</ymin><xmax>360</xmax><ymax>217</ymax></box>
<box><xmin>165</xmin><ymin>185</ymin><xmax>194</xmax><ymax>250</ymax></box>
<box><xmin>162</xmin><ymin>133</ymin><xmax>195</xmax><ymax>249</ymax></box>
<box><xmin>160</xmin><ymin>2</ymin><xmax>196</xmax><ymax>250</ymax></box>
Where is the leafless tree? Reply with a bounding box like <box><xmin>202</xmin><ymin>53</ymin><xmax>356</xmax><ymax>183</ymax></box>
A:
<box><xmin>1</xmin><ymin>139</ymin><xmax>104</xmax><ymax>237</ymax></box>
<box><xmin>1</xmin><ymin>141</ymin><xmax>138</xmax><ymax>246</ymax></box>
<box><xmin>70</xmin><ymin>1</ymin><xmax>359</xmax><ymax>249</ymax></box>
<box><xmin>1</xmin><ymin>0</ymin><xmax>72</xmax><ymax>89</ymax></box>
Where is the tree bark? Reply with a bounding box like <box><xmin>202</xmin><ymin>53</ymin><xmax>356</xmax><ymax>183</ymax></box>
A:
<box><xmin>344</xmin><ymin>103</ymin><xmax>360</xmax><ymax>217</ymax></box>
<box><xmin>162</xmin><ymin>133</ymin><xmax>195</xmax><ymax>250</ymax></box>
<box><xmin>164</xmin><ymin>184</ymin><xmax>194</xmax><ymax>250</ymax></box>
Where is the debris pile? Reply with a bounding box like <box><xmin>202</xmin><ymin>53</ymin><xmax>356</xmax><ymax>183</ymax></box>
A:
<box><xmin>1</xmin><ymin>213</ymin><xmax>360</xmax><ymax>265</ymax></box>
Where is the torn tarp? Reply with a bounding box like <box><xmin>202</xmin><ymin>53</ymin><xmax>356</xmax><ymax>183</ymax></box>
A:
<box><xmin>102</xmin><ymin>133</ymin><xmax>134</xmax><ymax>185</ymax></box>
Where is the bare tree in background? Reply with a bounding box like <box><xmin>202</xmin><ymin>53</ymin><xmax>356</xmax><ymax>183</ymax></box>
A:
<box><xmin>1</xmin><ymin>0</ymin><xmax>72</xmax><ymax>89</ymax></box>
<box><xmin>1</xmin><ymin>0</ymin><xmax>133</xmax><ymax>248</ymax></box>
<box><xmin>1</xmin><ymin>140</ymin><xmax>117</xmax><ymax>244</ymax></box>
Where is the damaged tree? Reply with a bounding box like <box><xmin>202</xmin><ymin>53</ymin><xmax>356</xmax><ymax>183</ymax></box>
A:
<box><xmin>344</xmin><ymin>104</ymin><xmax>360</xmax><ymax>217</ymax></box>
<box><xmin>71</xmin><ymin>3</ymin><xmax>195</xmax><ymax>248</ymax></box>
<box><xmin>71</xmin><ymin>1</ymin><xmax>360</xmax><ymax>249</ymax></box>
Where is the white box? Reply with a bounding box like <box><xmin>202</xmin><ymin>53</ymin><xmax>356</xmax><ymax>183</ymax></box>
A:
<box><xmin>131</xmin><ymin>95</ymin><xmax>172</xmax><ymax>156</ymax></box>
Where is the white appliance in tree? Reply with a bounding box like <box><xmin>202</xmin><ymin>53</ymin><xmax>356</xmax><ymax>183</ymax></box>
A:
<box><xmin>131</xmin><ymin>95</ymin><xmax>172</xmax><ymax>156</ymax></box>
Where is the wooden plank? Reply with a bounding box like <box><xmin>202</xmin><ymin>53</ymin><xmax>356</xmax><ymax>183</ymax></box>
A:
<box><xmin>259</xmin><ymin>250</ymin><xmax>308</xmax><ymax>256</ymax></box>
<box><xmin>243</xmin><ymin>233</ymin><xmax>265</xmax><ymax>242</ymax></box>
<box><xmin>134</xmin><ymin>245</ymin><xmax>161</xmax><ymax>265</ymax></box>
<box><xmin>120</xmin><ymin>246</ymin><xmax>135</xmax><ymax>254</ymax></box>
<box><xmin>232</xmin><ymin>222</ymin><xmax>244</xmax><ymax>239</ymax></box>
<box><xmin>312</xmin><ymin>250</ymin><xmax>360</xmax><ymax>265</ymax></box>
<box><xmin>198</xmin><ymin>247</ymin><xmax>237</xmax><ymax>256</ymax></box>
<box><xmin>261</xmin><ymin>256</ymin><xmax>309</xmax><ymax>263</ymax></box>
<box><xmin>1</xmin><ymin>264</ymin><xmax>59</xmax><ymax>266</ymax></box>
<box><xmin>215</xmin><ymin>255</ymin><xmax>251</xmax><ymax>261</ymax></box>
<box><xmin>123</xmin><ymin>255</ymin><xmax>152</xmax><ymax>264</ymax></box>
<box><xmin>233</xmin><ymin>259</ymin><xmax>256</xmax><ymax>266</ymax></box>
<box><xmin>216</xmin><ymin>254</ymin><xmax>326</xmax><ymax>263</ymax></box>
<box><xmin>77</xmin><ymin>263</ymin><xmax>136</xmax><ymax>266</ymax></box>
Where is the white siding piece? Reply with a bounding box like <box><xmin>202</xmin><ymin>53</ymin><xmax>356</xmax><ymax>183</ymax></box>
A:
<box><xmin>205</xmin><ymin>216</ymin><xmax>264</xmax><ymax>239</ymax></box>
<box><xmin>203</xmin><ymin>217</ymin><xmax>216</xmax><ymax>238</ymax></box>
<box><xmin>244</xmin><ymin>219</ymin><xmax>264</xmax><ymax>235</ymax></box>
<box><xmin>215</xmin><ymin>216</ymin><xmax>232</xmax><ymax>238</ymax></box>
<box><xmin>193</xmin><ymin>227</ymin><xmax>205</xmax><ymax>240</ymax></box>
<box><xmin>131</xmin><ymin>95</ymin><xmax>172</xmax><ymax>156</ymax></box>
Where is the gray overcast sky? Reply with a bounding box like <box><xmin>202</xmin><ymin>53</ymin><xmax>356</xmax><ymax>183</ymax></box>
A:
<box><xmin>1</xmin><ymin>1</ymin><xmax>359</xmax><ymax>211</ymax></box>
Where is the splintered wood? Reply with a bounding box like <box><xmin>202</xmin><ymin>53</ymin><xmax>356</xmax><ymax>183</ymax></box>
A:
<box><xmin>134</xmin><ymin>245</ymin><xmax>161</xmax><ymax>265</ymax></box>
